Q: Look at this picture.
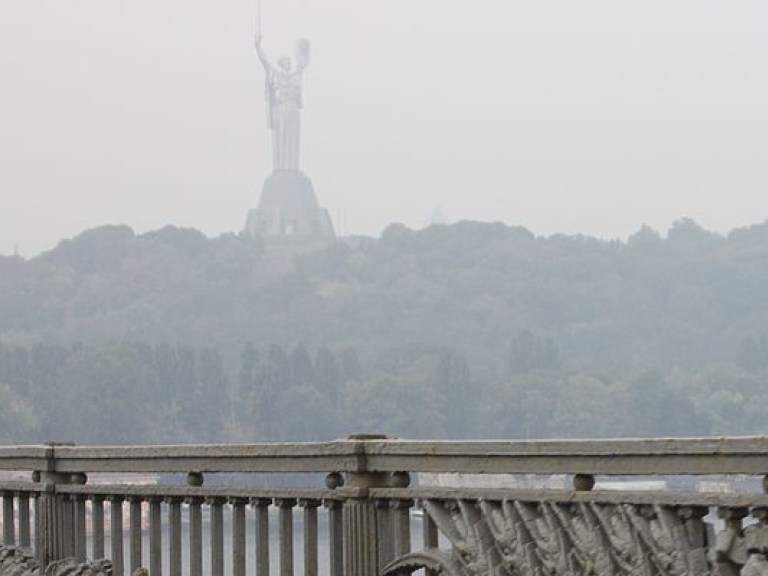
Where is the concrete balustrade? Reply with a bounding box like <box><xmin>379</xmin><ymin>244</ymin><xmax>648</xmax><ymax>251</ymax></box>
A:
<box><xmin>0</xmin><ymin>436</ymin><xmax>768</xmax><ymax>575</ymax></box>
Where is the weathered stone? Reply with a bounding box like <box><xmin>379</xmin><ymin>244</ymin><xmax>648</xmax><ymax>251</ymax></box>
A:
<box><xmin>244</xmin><ymin>171</ymin><xmax>334</xmax><ymax>241</ymax></box>
<box><xmin>0</xmin><ymin>547</ymin><xmax>112</xmax><ymax>576</ymax></box>
<box><xmin>0</xmin><ymin>546</ymin><xmax>39</xmax><ymax>576</ymax></box>
<box><xmin>385</xmin><ymin>499</ymin><xmax>715</xmax><ymax>576</ymax></box>
<box><xmin>742</xmin><ymin>554</ymin><xmax>768</xmax><ymax>576</ymax></box>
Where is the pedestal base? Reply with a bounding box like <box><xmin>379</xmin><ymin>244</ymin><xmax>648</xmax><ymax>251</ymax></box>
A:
<box><xmin>245</xmin><ymin>170</ymin><xmax>335</xmax><ymax>240</ymax></box>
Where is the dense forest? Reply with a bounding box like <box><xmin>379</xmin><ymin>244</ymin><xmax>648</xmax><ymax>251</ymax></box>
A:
<box><xmin>1</xmin><ymin>219</ymin><xmax>768</xmax><ymax>444</ymax></box>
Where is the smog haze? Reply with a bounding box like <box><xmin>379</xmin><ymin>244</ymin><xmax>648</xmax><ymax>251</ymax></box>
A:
<box><xmin>1</xmin><ymin>0</ymin><xmax>767</xmax><ymax>255</ymax></box>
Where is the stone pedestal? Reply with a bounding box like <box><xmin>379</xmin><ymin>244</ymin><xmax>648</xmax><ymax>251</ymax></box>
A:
<box><xmin>245</xmin><ymin>170</ymin><xmax>334</xmax><ymax>240</ymax></box>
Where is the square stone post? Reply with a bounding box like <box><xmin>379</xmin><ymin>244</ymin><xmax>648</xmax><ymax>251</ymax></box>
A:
<box><xmin>35</xmin><ymin>442</ymin><xmax>78</xmax><ymax>568</ymax></box>
<box><xmin>337</xmin><ymin>434</ymin><xmax>399</xmax><ymax>576</ymax></box>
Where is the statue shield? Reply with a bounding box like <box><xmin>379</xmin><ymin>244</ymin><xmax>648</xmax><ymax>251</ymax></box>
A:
<box><xmin>295</xmin><ymin>38</ymin><xmax>310</xmax><ymax>69</ymax></box>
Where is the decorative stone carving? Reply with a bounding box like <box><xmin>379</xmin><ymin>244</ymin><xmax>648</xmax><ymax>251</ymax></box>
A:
<box><xmin>741</xmin><ymin>554</ymin><xmax>768</xmax><ymax>576</ymax></box>
<box><xmin>384</xmin><ymin>499</ymin><xmax>719</xmax><ymax>576</ymax></box>
<box><xmin>384</xmin><ymin>549</ymin><xmax>463</xmax><ymax>576</ymax></box>
<box><xmin>713</xmin><ymin>508</ymin><xmax>768</xmax><ymax>576</ymax></box>
<box><xmin>0</xmin><ymin>546</ymin><xmax>40</xmax><ymax>576</ymax></box>
<box><xmin>44</xmin><ymin>558</ymin><xmax>113</xmax><ymax>576</ymax></box>
<box><xmin>0</xmin><ymin>546</ymin><xmax>112</xmax><ymax>576</ymax></box>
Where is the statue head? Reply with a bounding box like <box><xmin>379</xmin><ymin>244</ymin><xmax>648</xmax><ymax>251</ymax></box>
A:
<box><xmin>278</xmin><ymin>57</ymin><xmax>292</xmax><ymax>73</ymax></box>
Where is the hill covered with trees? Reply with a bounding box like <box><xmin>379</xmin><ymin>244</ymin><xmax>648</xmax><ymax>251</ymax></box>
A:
<box><xmin>2</xmin><ymin>219</ymin><xmax>768</xmax><ymax>444</ymax></box>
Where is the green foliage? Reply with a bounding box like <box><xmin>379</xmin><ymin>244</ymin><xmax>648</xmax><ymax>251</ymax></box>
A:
<box><xmin>509</xmin><ymin>330</ymin><xmax>562</xmax><ymax>374</ymax></box>
<box><xmin>2</xmin><ymin>219</ymin><xmax>768</xmax><ymax>442</ymax></box>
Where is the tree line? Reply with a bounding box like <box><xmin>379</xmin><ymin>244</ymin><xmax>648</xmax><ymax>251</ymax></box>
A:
<box><xmin>2</xmin><ymin>218</ymin><xmax>768</xmax><ymax>442</ymax></box>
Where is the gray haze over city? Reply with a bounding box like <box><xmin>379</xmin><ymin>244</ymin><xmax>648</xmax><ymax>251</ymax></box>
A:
<box><xmin>1</xmin><ymin>0</ymin><xmax>767</xmax><ymax>256</ymax></box>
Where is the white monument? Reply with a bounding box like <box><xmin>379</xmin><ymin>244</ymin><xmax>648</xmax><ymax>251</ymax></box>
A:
<box><xmin>245</xmin><ymin>9</ymin><xmax>334</xmax><ymax>241</ymax></box>
<box><xmin>257</xmin><ymin>37</ymin><xmax>308</xmax><ymax>172</ymax></box>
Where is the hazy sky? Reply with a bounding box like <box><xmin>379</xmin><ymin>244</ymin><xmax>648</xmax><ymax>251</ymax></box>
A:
<box><xmin>1</xmin><ymin>0</ymin><xmax>767</xmax><ymax>256</ymax></box>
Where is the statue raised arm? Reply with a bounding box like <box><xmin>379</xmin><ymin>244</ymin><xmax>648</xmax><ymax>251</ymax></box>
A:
<box><xmin>255</xmin><ymin>35</ymin><xmax>276</xmax><ymax>75</ymax></box>
<box><xmin>255</xmin><ymin>36</ymin><xmax>309</xmax><ymax>172</ymax></box>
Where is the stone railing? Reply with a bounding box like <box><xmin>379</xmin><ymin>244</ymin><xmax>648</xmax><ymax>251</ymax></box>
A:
<box><xmin>2</xmin><ymin>436</ymin><xmax>768</xmax><ymax>575</ymax></box>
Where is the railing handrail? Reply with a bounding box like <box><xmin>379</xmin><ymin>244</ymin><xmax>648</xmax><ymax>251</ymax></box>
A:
<box><xmin>0</xmin><ymin>446</ymin><xmax>52</xmax><ymax>473</ymax></box>
<box><xmin>1</xmin><ymin>436</ymin><xmax>768</xmax><ymax>476</ymax></box>
<box><xmin>2</xmin><ymin>436</ymin><xmax>768</xmax><ymax>576</ymax></box>
<box><xmin>52</xmin><ymin>441</ymin><xmax>365</xmax><ymax>474</ymax></box>
<box><xmin>370</xmin><ymin>486</ymin><xmax>768</xmax><ymax>507</ymax></box>
<box><xmin>363</xmin><ymin>435</ymin><xmax>768</xmax><ymax>475</ymax></box>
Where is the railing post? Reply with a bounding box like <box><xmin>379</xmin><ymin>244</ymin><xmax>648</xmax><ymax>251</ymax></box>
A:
<box><xmin>231</xmin><ymin>497</ymin><xmax>248</xmax><ymax>576</ymax></box>
<box><xmin>148</xmin><ymin>496</ymin><xmax>163</xmax><ymax>576</ymax></box>
<box><xmin>167</xmin><ymin>496</ymin><xmax>183</xmax><ymax>576</ymax></box>
<box><xmin>18</xmin><ymin>492</ymin><xmax>31</xmax><ymax>548</ymax></box>
<box><xmin>253</xmin><ymin>497</ymin><xmax>272</xmax><ymax>576</ymax></box>
<box><xmin>325</xmin><ymin>499</ymin><xmax>344</xmax><ymax>576</ymax></box>
<box><xmin>299</xmin><ymin>498</ymin><xmax>321</xmax><ymax>576</ymax></box>
<box><xmin>391</xmin><ymin>498</ymin><xmax>413</xmax><ymax>560</ymax></box>
<box><xmin>208</xmin><ymin>496</ymin><xmax>226</xmax><ymax>576</ymax></box>
<box><xmin>91</xmin><ymin>495</ymin><xmax>105</xmax><ymax>560</ymax></box>
<box><xmin>2</xmin><ymin>490</ymin><xmax>16</xmax><ymax>545</ymax></box>
<box><xmin>339</xmin><ymin>434</ymin><xmax>393</xmax><ymax>576</ymax></box>
<box><xmin>72</xmin><ymin>494</ymin><xmax>88</xmax><ymax>562</ymax></box>
<box><xmin>275</xmin><ymin>497</ymin><xmax>297</xmax><ymax>576</ymax></box>
<box><xmin>128</xmin><ymin>496</ymin><xmax>144</xmax><ymax>575</ymax></box>
<box><xmin>187</xmin><ymin>497</ymin><xmax>204</xmax><ymax>576</ymax></box>
<box><xmin>35</xmin><ymin>442</ymin><xmax>77</xmax><ymax>568</ymax></box>
<box><xmin>109</xmin><ymin>495</ymin><xmax>125</xmax><ymax>576</ymax></box>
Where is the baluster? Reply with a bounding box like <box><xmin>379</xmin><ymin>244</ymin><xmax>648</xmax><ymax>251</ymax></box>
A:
<box><xmin>34</xmin><ymin>490</ymin><xmax>45</xmax><ymax>559</ymax></box>
<box><xmin>34</xmin><ymin>492</ymin><xmax>41</xmax><ymax>555</ymax></box>
<box><xmin>37</xmin><ymin>485</ymin><xmax>56</xmax><ymax>566</ymax></box>
<box><xmin>188</xmin><ymin>497</ymin><xmax>204</xmax><ymax>576</ymax></box>
<box><xmin>376</xmin><ymin>498</ymin><xmax>395</xmax><ymax>570</ymax></box>
<box><xmin>62</xmin><ymin>490</ymin><xmax>76</xmax><ymax>558</ymax></box>
<box><xmin>168</xmin><ymin>497</ymin><xmax>183</xmax><ymax>576</ymax></box>
<box><xmin>253</xmin><ymin>498</ymin><xmax>272</xmax><ymax>576</ymax></box>
<box><xmin>325</xmin><ymin>500</ymin><xmax>343</xmax><ymax>576</ymax></box>
<box><xmin>69</xmin><ymin>473</ymin><xmax>88</xmax><ymax>560</ymax></box>
<box><xmin>209</xmin><ymin>497</ymin><xmax>226</xmax><ymax>576</ymax></box>
<box><xmin>129</xmin><ymin>497</ymin><xmax>143</xmax><ymax>574</ymax></box>
<box><xmin>149</xmin><ymin>497</ymin><xmax>163</xmax><ymax>576</ymax></box>
<box><xmin>18</xmin><ymin>493</ymin><xmax>30</xmax><ymax>547</ymax></box>
<box><xmin>92</xmin><ymin>496</ymin><xmax>105</xmax><ymax>560</ymax></box>
<box><xmin>300</xmin><ymin>499</ymin><xmax>321</xmax><ymax>576</ymax></box>
<box><xmin>276</xmin><ymin>498</ymin><xmax>297</xmax><ymax>576</ymax></box>
<box><xmin>392</xmin><ymin>499</ymin><xmax>413</xmax><ymax>560</ymax></box>
<box><xmin>422</xmin><ymin>502</ymin><xmax>439</xmax><ymax>576</ymax></box>
<box><xmin>110</xmin><ymin>496</ymin><xmax>125</xmax><ymax>576</ymax></box>
<box><xmin>231</xmin><ymin>498</ymin><xmax>247</xmax><ymax>576</ymax></box>
<box><xmin>2</xmin><ymin>491</ymin><xmax>15</xmax><ymax>545</ymax></box>
<box><xmin>73</xmin><ymin>495</ymin><xmax>87</xmax><ymax>562</ymax></box>
<box><xmin>185</xmin><ymin>473</ymin><xmax>205</xmax><ymax>576</ymax></box>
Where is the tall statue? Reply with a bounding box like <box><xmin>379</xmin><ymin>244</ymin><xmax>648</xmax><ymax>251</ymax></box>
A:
<box><xmin>255</xmin><ymin>35</ymin><xmax>310</xmax><ymax>172</ymax></box>
<box><xmin>245</xmin><ymin>2</ymin><xmax>334</xmax><ymax>242</ymax></box>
